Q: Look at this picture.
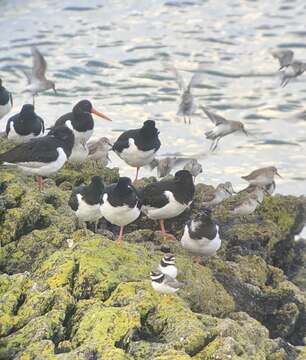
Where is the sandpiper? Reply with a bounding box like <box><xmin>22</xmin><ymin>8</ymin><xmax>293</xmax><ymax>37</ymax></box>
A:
<box><xmin>271</xmin><ymin>49</ymin><xmax>294</xmax><ymax>70</ymax></box>
<box><xmin>100</xmin><ymin>177</ymin><xmax>141</xmax><ymax>244</ymax></box>
<box><xmin>24</xmin><ymin>46</ymin><xmax>57</xmax><ymax>105</ymax></box>
<box><xmin>150</xmin><ymin>270</ymin><xmax>183</xmax><ymax>294</ymax></box>
<box><xmin>203</xmin><ymin>182</ymin><xmax>236</xmax><ymax>207</ymax></box>
<box><xmin>5</xmin><ymin>104</ymin><xmax>44</xmax><ymax>144</ymax></box>
<box><xmin>0</xmin><ymin>79</ymin><xmax>13</xmax><ymax>119</ymax></box>
<box><xmin>87</xmin><ymin>137</ymin><xmax>112</xmax><ymax>167</ymax></box>
<box><xmin>241</xmin><ymin>166</ymin><xmax>281</xmax><ymax>186</ymax></box>
<box><xmin>183</xmin><ymin>159</ymin><xmax>203</xmax><ymax>180</ymax></box>
<box><xmin>201</xmin><ymin>106</ymin><xmax>247</xmax><ymax>151</ymax></box>
<box><xmin>181</xmin><ymin>208</ymin><xmax>221</xmax><ymax>259</ymax></box>
<box><xmin>158</xmin><ymin>253</ymin><xmax>177</xmax><ymax>278</ymax></box>
<box><xmin>230</xmin><ymin>193</ymin><xmax>261</xmax><ymax>216</ymax></box>
<box><xmin>0</xmin><ymin>126</ymin><xmax>74</xmax><ymax>190</ymax></box>
<box><xmin>68</xmin><ymin>176</ymin><xmax>104</xmax><ymax>232</ymax></box>
<box><xmin>140</xmin><ymin>170</ymin><xmax>195</xmax><ymax>240</ymax></box>
<box><xmin>170</xmin><ymin>63</ymin><xmax>203</xmax><ymax>124</ymax></box>
<box><xmin>112</xmin><ymin>120</ymin><xmax>161</xmax><ymax>182</ymax></box>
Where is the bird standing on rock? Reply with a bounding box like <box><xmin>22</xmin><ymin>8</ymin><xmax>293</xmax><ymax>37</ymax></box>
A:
<box><xmin>181</xmin><ymin>208</ymin><xmax>221</xmax><ymax>262</ymax></box>
<box><xmin>112</xmin><ymin>120</ymin><xmax>161</xmax><ymax>182</ymax></box>
<box><xmin>53</xmin><ymin>100</ymin><xmax>112</xmax><ymax>163</ymax></box>
<box><xmin>0</xmin><ymin>79</ymin><xmax>13</xmax><ymax>119</ymax></box>
<box><xmin>69</xmin><ymin>176</ymin><xmax>104</xmax><ymax>233</ymax></box>
<box><xmin>100</xmin><ymin>177</ymin><xmax>141</xmax><ymax>244</ymax></box>
<box><xmin>0</xmin><ymin>126</ymin><xmax>74</xmax><ymax>190</ymax></box>
<box><xmin>140</xmin><ymin>170</ymin><xmax>195</xmax><ymax>240</ymax></box>
<box><xmin>6</xmin><ymin>104</ymin><xmax>44</xmax><ymax>144</ymax></box>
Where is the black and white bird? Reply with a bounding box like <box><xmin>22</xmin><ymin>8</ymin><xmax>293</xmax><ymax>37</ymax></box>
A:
<box><xmin>0</xmin><ymin>79</ymin><xmax>13</xmax><ymax>119</ymax></box>
<box><xmin>150</xmin><ymin>270</ymin><xmax>183</xmax><ymax>294</ymax></box>
<box><xmin>158</xmin><ymin>253</ymin><xmax>177</xmax><ymax>278</ymax></box>
<box><xmin>68</xmin><ymin>176</ymin><xmax>104</xmax><ymax>232</ymax></box>
<box><xmin>201</xmin><ymin>106</ymin><xmax>248</xmax><ymax>151</ymax></box>
<box><xmin>24</xmin><ymin>46</ymin><xmax>57</xmax><ymax>105</ymax></box>
<box><xmin>5</xmin><ymin>104</ymin><xmax>44</xmax><ymax>144</ymax></box>
<box><xmin>181</xmin><ymin>208</ymin><xmax>221</xmax><ymax>260</ymax></box>
<box><xmin>170</xmin><ymin>63</ymin><xmax>203</xmax><ymax>124</ymax></box>
<box><xmin>100</xmin><ymin>177</ymin><xmax>141</xmax><ymax>243</ymax></box>
<box><xmin>0</xmin><ymin>126</ymin><xmax>74</xmax><ymax>190</ymax></box>
<box><xmin>141</xmin><ymin>170</ymin><xmax>195</xmax><ymax>240</ymax></box>
<box><xmin>113</xmin><ymin>120</ymin><xmax>161</xmax><ymax>182</ymax></box>
<box><xmin>54</xmin><ymin>100</ymin><xmax>111</xmax><ymax>144</ymax></box>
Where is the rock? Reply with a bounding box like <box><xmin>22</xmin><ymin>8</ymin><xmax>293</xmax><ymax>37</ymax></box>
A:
<box><xmin>0</xmin><ymin>145</ymin><xmax>305</xmax><ymax>359</ymax></box>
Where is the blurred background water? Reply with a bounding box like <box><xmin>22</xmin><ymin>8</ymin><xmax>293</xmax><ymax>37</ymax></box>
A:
<box><xmin>0</xmin><ymin>0</ymin><xmax>306</xmax><ymax>195</ymax></box>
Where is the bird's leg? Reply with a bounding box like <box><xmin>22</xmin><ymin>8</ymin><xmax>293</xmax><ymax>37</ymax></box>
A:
<box><xmin>133</xmin><ymin>167</ymin><xmax>140</xmax><ymax>183</ymax></box>
<box><xmin>156</xmin><ymin>219</ymin><xmax>176</xmax><ymax>240</ymax></box>
<box><xmin>36</xmin><ymin>176</ymin><xmax>44</xmax><ymax>191</ymax></box>
<box><xmin>116</xmin><ymin>226</ymin><xmax>125</xmax><ymax>245</ymax></box>
<box><xmin>212</xmin><ymin>137</ymin><xmax>221</xmax><ymax>152</ymax></box>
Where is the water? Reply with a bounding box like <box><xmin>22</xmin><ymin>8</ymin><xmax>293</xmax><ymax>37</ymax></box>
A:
<box><xmin>0</xmin><ymin>0</ymin><xmax>306</xmax><ymax>195</ymax></box>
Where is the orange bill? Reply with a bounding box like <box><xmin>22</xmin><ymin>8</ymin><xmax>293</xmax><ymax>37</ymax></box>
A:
<box><xmin>91</xmin><ymin>107</ymin><xmax>112</xmax><ymax>121</ymax></box>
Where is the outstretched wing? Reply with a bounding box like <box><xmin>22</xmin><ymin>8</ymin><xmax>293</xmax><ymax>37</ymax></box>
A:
<box><xmin>31</xmin><ymin>46</ymin><xmax>47</xmax><ymax>80</ymax></box>
<box><xmin>169</xmin><ymin>63</ymin><xmax>186</xmax><ymax>91</ymax></box>
<box><xmin>200</xmin><ymin>106</ymin><xmax>227</xmax><ymax>125</ymax></box>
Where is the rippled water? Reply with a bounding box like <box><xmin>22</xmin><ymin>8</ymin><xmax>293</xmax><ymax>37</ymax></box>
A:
<box><xmin>1</xmin><ymin>0</ymin><xmax>306</xmax><ymax>195</ymax></box>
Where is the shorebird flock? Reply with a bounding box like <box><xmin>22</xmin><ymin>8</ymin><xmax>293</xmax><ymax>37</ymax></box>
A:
<box><xmin>0</xmin><ymin>45</ymin><xmax>294</xmax><ymax>296</ymax></box>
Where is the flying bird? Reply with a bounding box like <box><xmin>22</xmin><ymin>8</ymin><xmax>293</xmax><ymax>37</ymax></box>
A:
<box><xmin>201</xmin><ymin>106</ymin><xmax>247</xmax><ymax>151</ymax></box>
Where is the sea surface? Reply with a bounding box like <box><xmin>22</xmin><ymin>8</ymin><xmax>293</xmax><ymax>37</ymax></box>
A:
<box><xmin>1</xmin><ymin>0</ymin><xmax>306</xmax><ymax>195</ymax></box>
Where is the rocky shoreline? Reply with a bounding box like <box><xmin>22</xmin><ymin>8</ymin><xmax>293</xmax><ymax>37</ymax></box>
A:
<box><xmin>0</xmin><ymin>138</ymin><xmax>305</xmax><ymax>360</ymax></box>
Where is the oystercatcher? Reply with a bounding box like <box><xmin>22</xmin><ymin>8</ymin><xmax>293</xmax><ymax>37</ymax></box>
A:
<box><xmin>69</xmin><ymin>176</ymin><xmax>104</xmax><ymax>232</ymax></box>
<box><xmin>0</xmin><ymin>78</ymin><xmax>13</xmax><ymax>119</ymax></box>
<box><xmin>0</xmin><ymin>126</ymin><xmax>74</xmax><ymax>190</ymax></box>
<box><xmin>112</xmin><ymin>120</ymin><xmax>161</xmax><ymax>182</ymax></box>
<box><xmin>141</xmin><ymin>170</ymin><xmax>195</xmax><ymax>240</ymax></box>
<box><xmin>5</xmin><ymin>104</ymin><xmax>44</xmax><ymax>144</ymax></box>
<box><xmin>100</xmin><ymin>177</ymin><xmax>141</xmax><ymax>243</ymax></box>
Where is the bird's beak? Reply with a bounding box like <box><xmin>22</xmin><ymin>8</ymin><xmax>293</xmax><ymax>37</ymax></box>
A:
<box><xmin>91</xmin><ymin>108</ymin><xmax>112</xmax><ymax>122</ymax></box>
<box><xmin>276</xmin><ymin>171</ymin><xmax>282</xmax><ymax>178</ymax></box>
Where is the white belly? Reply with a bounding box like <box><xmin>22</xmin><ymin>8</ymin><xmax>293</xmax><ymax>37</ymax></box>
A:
<box><xmin>7</xmin><ymin>124</ymin><xmax>43</xmax><ymax>144</ymax></box>
<box><xmin>142</xmin><ymin>191</ymin><xmax>190</xmax><ymax>220</ymax></box>
<box><xmin>69</xmin><ymin>143</ymin><xmax>88</xmax><ymax>163</ymax></box>
<box><xmin>9</xmin><ymin>147</ymin><xmax>67</xmax><ymax>176</ymax></box>
<box><xmin>0</xmin><ymin>102</ymin><xmax>12</xmax><ymax>119</ymax></box>
<box><xmin>151</xmin><ymin>281</ymin><xmax>178</xmax><ymax>294</ymax></box>
<box><xmin>75</xmin><ymin>194</ymin><xmax>102</xmax><ymax>222</ymax></box>
<box><xmin>181</xmin><ymin>225</ymin><xmax>221</xmax><ymax>256</ymax></box>
<box><xmin>118</xmin><ymin>139</ymin><xmax>157</xmax><ymax>167</ymax></box>
<box><xmin>158</xmin><ymin>264</ymin><xmax>178</xmax><ymax>279</ymax></box>
<box><xmin>101</xmin><ymin>197</ymin><xmax>140</xmax><ymax>227</ymax></box>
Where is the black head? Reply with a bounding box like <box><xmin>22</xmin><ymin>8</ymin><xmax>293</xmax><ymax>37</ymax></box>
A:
<box><xmin>74</xmin><ymin>100</ymin><xmax>92</xmax><ymax>113</ymax></box>
<box><xmin>141</xmin><ymin>120</ymin><xmax>159</xmax><ymax>137</ymax></box>
<box><xmin>174</xmin><ymin>170</ymin><xmax>193</xmax><ymax>183</ymax></box>
<box><xmin>20</xmin><ymin>104</ymin><xmax>35</xmax><ymax>121</ymax></box>
<box><xmin>194</xmin><ymin>208</ymin><xmax>212</xmax><ymax>222</ymax></box>
<box><xmin>91</xmin><ymin>176</ymin><xmax>104</xmax><ymax>189</ymax></box>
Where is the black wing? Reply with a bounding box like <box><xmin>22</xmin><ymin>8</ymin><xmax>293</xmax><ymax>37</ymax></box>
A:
<box><xmin>0</xmin><ymin>137</ymin><xmax>59</xmax><ymax>164</ymax></box>
<box><xmin>140</xmin><ymin>180</ymin><xmax>176</xmax><ymax>208</ymax></box>
<box><xmin>112</xmin><ymin>129</ymin><xmax>138</xmax><ymax>153</ymax></box>
<box><xmin>54</xmin><ymin>112</ymin><xmax>73</xmax><ymax>128</ymax></box>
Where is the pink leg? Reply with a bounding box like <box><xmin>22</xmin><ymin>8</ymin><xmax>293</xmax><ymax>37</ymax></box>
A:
<box><xmin>116</xmin><ymin>226</ymin><xmax>125</xmax><ymax>244</ymax></box>
<box><xmin>37</xmin><ymin>176</ymin><xmax>43</xmax><ymax>191</ymax></box>
<box><xmin>133</xmin><ymin>167</ymin><xmax>140</xmax><ymax>183</ymax></box>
